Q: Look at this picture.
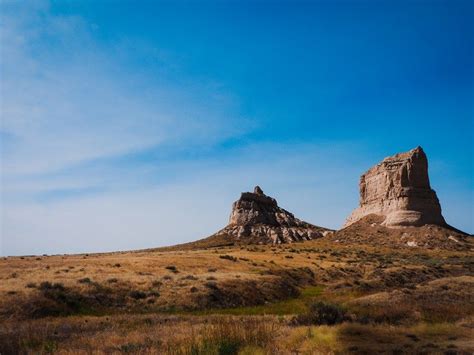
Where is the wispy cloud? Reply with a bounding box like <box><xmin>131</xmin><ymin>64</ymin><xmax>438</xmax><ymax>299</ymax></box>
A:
<box><xmin>0</xmin><ymin>1</ymin><xmax>253</xmax><ymax>255</ymax></box>
<box><xmin>1</xmin><ymin>1</ymin><xmax>248</xmax><ymax>176</ymax></box>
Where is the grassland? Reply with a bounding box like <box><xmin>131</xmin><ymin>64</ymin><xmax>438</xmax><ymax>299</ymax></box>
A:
<box><xmin>1</xmin><ymin>239</ymin><xmax>473</xmax><ymax>354</ymax></box>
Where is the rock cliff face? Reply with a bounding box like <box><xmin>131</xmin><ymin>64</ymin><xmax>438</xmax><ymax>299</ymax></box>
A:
<box><xmin>344</xmin><ymin>147</ymin><xmax>446</xmax><ymax>228</ymax></box>
<box><xmin>214</xmin><ymin>186</ymin><xmax>331</xmax><ymax>244</ymax></box>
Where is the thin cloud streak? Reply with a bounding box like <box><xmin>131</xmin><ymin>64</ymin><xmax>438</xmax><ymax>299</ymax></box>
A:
<box><xmin>1</xmin><ymin>1</ymin><xmax>248</xmax><ymax>176</ymax></box>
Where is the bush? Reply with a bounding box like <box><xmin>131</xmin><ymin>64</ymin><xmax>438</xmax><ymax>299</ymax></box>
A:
<box><xmin>165</xmin><ymin>265</ymin><xmax>179</xmax><ymax>273</ymax></box>
<box><xmin>205</xmin><ymin>282</ymin><xmax>218</xmax><ymax>290</ymax></box>
<box><xmin>151</xmin><ymin>280</ymin><xmax>163</xmax><ymax>287</ymax></box>
<box><xmin>39</xmin><ymin>281</ymin><xmax>65</xmax><ymax>291</ymax></box>
<box><xmin>129</xmin><ymin>290</ymin><xmax>147</xmax><ymax>300</ymax></box>
<box><xmin>354</xmin><ymin>303</ymin><xmax>415</xmax><ymax>325</ymax></box>
<box><xmin>20</xmin><ymin>281</ymin><xmax>127</xmax><ymax>319</ymax></box>
<box><xmin>30</xmin><ymin>282</ymin><xmax>84</xmax><ymax>317</ymax></box>
<box><xmin>219</xmin><ymin>255</ymin><xmax>238</xmax><ymax>262</ymax></box>
<box><xmin>293</xmin><ymin>302</ymin><xmax>347</xmax><ymax>326</ymax></box>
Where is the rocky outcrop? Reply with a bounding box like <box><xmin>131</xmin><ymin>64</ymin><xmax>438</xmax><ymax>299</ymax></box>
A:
<box><xmin>213</xmin><ymin>186</ymin><xmax>331</xmax><ymax>244</ymax></box>
<box><xmin>344</xmin><ymin>147</ymin><xmax>447</xmax><ymax>228</ymax></box>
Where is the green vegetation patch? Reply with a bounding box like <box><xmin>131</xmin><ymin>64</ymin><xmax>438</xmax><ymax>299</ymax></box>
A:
<box><xmin>193</xmin><ymin>285</ymin><xmax>325</xmax><ymax>316</ymax></box>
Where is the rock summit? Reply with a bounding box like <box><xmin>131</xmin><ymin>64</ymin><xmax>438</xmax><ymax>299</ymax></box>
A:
<box><xmin>213</xmin><ymin>186</ymin><xmax>331</xmax><ymax>244</ymax></box>
<box><xmin>344</xmin><ymin>146</ymin><xmax>447</xmax><ymax>228</ymax></box>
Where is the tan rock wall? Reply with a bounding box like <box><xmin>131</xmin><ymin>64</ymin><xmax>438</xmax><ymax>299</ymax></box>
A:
<box><xmin>344</xmin><ymin>147</ymin><xmax>446</xmax><ymax>227</ymax></box>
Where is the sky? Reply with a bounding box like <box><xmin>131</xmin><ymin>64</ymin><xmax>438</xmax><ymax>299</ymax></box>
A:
<box><xmin>1</xmin><ymin>0</ymin><xmax>473</xmax><ymax>256</ymax></box>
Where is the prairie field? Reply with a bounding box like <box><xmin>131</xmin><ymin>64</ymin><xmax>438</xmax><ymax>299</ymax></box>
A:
<box><xmin>1</xmin><ymin>238</ymin><xmax>473</xmax><ymax>354</ymax></box>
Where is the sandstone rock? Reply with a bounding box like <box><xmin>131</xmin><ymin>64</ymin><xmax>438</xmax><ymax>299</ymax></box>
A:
<box><xmin>344</xmin><ymin>146</ymin><xmax>447</xmax><ymax>228</ymax></box>
<box><xmin>214</xmin><ymin>186</ymin><xmax>331</xmax><ymax>244</ymax></box>
<box><xmin>254</xmin><ymin>185</ymin><xmax>264</xmax><ymax>195</ymax></box>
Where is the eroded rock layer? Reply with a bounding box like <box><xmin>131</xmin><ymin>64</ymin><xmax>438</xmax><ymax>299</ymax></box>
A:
<box><xmin>214</xmin><ymin>186</ymin><xmax>331</xmax><ymax>244</ymax></box>
<box><xmin>344</xmin><ymin>147</ymin><xmax>446</xmax><ymax>227</ymax></box>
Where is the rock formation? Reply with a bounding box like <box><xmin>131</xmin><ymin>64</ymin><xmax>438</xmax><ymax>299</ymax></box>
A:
<box><xmin>344</xmin><ymin>146</ymin><xmax>447</xmax><ymax>228</ymax></box>
<box><xmin>213</xmin><ymin>186</ymin><xmax>331</xmax><ymax>244</ymax></box>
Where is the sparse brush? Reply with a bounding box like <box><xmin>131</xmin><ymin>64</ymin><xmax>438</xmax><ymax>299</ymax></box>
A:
<box><xmin>219</xmin><ymin>255</ymin><xmax>238</xmax><ymax>262</ymax></box>
<box><xmin>353</xmin><ymin>302</ymin><xmax>416</xmax><ymax>325</ymax></box>
<box><xmin>165</xmin><ymin>265</ymin><xmax>179</xmax><ymax>273</ymax></box>
<box><xmin>205</xmin><ymin>282</ymin><xmax>218</xmax><ymax>290</ymax></box>
<box><xmin>39</xmin><ymin>281</ymin><xmax>65</xmax><ymax>291</ymax></box>
<box><xmin>292</xmin><ymin>301</ymin><xmax>348</xmax><ymax>326</ymax></box>
<box><xmin>129</xmin><ymin>290</ymin><xmax>147</xmax><ymax>300</ymax></box>
<box><xmin>178</xmin><ymin>318</ymin><xmax>278</xmax><ymax>355</ymax></box>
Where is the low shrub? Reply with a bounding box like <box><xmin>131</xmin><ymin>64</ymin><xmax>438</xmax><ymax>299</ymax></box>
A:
<box><xmin>353</xmin><ymin>302</ymin><xmax>416</xmax><ymax>325</ymax></box>
<box><xmin>220</xmin><ymin>255</ymin><xmax>238</xmax><ymax>262</ymax></box>
<box><xmin>205</xmin><ymin>282</ymin><xmax>218</xmax><ymax>290</ymax></box>
<box><xmin>129</xmin><ymin>290</ymin><xmax>147</xmax><ymax>300</ymax></box>
<box><xmin>292</xmin><ymin>302</ymin><xmax>347</xmax><ymax>326</ymax></box>
<box><xmin>22</xmin><ymin>281</ymin><xmax>127</xmax><ymax>318</ymax></box>
<box><xmin>39</xmin><ymin>281</ymin><xmax>65</xmax><ymax>291</ymax></box>
<box><xmin>29</xmin><ymin>282</ymin><xmax>84</xmax><ymax>317</ymax></box>
<box><xmin>151</xmin><ymin>280</ymin><xmax>163</xmax><ymax>287</ymax></box>
<box><xmin>165</xmin><ymin>265</ymin><xmax>179</xmax><ymax>273</ymax></box>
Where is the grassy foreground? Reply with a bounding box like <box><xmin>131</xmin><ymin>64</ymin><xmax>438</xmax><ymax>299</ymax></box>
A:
<box><xmin>1</xmin><ymin>239</ymin><xmax>473</xmax><ymax>353</ymax></box>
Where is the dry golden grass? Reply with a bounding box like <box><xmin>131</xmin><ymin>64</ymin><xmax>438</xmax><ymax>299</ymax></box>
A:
<box><xmin>1</xmin><ymin>238</ymin><xmax>473</xmax><ymax>353</ymax></box>
<box><xmin>2</xmin><ymin>313</ymin><xmax>473</xmax><ymax>354</ymax></box>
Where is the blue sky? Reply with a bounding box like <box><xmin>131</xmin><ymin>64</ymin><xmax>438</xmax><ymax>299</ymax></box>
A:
<box><xmin>1</xmin><ymin>0</ymin><xmax>473</xmax><ymax>255</ymax></box>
